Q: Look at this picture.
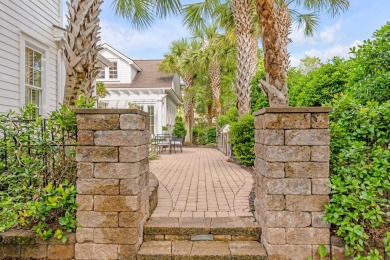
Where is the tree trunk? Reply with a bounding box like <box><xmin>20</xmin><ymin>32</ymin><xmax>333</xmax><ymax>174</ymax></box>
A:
<box><xmin>183</xmin><ymin>75</ymin><xmax>194</xmax><ymax>144</ymax></box>
<box><xmin>63</xmin><ymin>0</ymin><xmax>103</xmax><ymax>107</ymax></box>
<box><xmin>209</xmin><ymin>63</ymin><xmax>222</xmax><ymax>118</ymax></box>
<box><xmin>207</xmin><ymin>102</ymin><xmax>213</xmax><ymax>127</ymax></box>
<box><xmin>232</xmin><ymin>0</ymin><xmax>258</xmax><ymax>117</ymax></box>
<box><xmin>256</xmin><ymin>0</ymin><xmax>289</xmax><ymax>107</ymax></box>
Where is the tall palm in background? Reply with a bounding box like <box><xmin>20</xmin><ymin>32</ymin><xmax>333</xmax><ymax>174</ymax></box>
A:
<box><xmin>63</xmin><ymin>0</ymin><xmax>103</xmax><ymax>107</ymax></box>
<box><xmin>184</xmin><ymin>0</ymin><xmax>259</xmax><ymax>117</ymax></box>
<box><xmin>255</xmin><ymin>0</ymin><xmax>350</xmax><ymax>107</ymax></box>
<box><xmin>160</xmin><ymin>39</ymin><xmax>201</xmax><ymax>143</ymax></box>
<box><xmin>192</xmin><ymin>25</ymin><xmax>236</xmax><ymax>118</ymax></box>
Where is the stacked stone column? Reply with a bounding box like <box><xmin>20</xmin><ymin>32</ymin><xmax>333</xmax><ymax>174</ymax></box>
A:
<box><xmin>254</xmin><ymin>107</ymin><xmax>332</xmax><ymax>259</ymax></box>
<box><xmin>74</xmin><ymin>109</ymin><xmax>150</xmax><ymax>260</ymax></box>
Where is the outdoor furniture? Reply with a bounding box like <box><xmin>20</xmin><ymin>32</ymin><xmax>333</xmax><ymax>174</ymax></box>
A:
<box><xmin>156</xmin><ymin>134</ymin><xmax>171</xmax><ymax>153</ymax></box>
<box><xmin>170</xmin><ymin>136</ymin><xmax>184</xmax><ymax>153</ymax></box>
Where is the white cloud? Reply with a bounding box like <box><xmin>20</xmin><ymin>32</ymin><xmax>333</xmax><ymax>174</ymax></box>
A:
<box><xmin>319</xmin><ymin>23</ymin><xmax>341</xmax><ymax>43</ymax></box>
<box><xmin>99</xmin><ymin>19</ymin><xmax>188</xmax><ymax>58</ymax></box>
<box><xmin>289</xmin><ymin>56</ymin><xmax>301</xmax><ymax>67</ymax></box>
<box><xmin>305</xmin><ymin>40</ymin><xmax>362</xmax><ymax>61</ymax></box>
<box><xmin>290</xmin><ymin>23</ymin><xmax>341</xmax><ymax>45</ymax></box>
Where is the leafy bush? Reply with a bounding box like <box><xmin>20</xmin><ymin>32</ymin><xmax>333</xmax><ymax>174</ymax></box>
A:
<box><xmin>206</xmin><ymin>127</ymin><xmax>216</xmax><ymax>144</ymax></box>
<box><xmin>226</xmin><ymin>107</ymin><xmax>238</xmax><ymax>123</ymax></box>
<box><xmin>0</xmin><ymin>104</ymin><xmax>78</xmax><ymax>242</ymax></box>
<box><xmin>217</xmin><ymin>115</ymin><xmax>229</xmax><ymax>128</ymax></box>
<box><xmin>230</xmin><ymin>114</ymin><xmax>255</xmax><ymax>166</ymax></box>
<box><xmin>324</xmin><ymin>95</ymin><xmax>390</xmax><ymax>257</ymax></box>
<box><xmin>172</xmin><ymin>116</ymin><xmax>186</xmax><ymax>138</ymax></box>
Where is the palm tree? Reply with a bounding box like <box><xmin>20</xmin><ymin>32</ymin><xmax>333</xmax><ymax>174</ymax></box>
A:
<box><xmin>160</xmin><ymin>39</ymin><xmax>201</xmax><ymax>143</ymax></box>
<box><xmin>255</xmin><ymin>0</ymin><xmax>350</xmax><ymax>107</ymax></box>
<box><xmin>192</xmin><ymin>25</ymin><xmax>236</xmax><ymax>118</ymax></box>
<box><xmin>63</xmin><ymin>0</ymin><xmax>103</xmax><ymax>107</ymax></box>
<box><xmin>184</xmin><ymin>0</ymin><xmax>259</xmax><ymax>117</ymax></box>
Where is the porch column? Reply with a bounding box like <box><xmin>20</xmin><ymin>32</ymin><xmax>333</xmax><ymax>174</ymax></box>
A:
<box><xmin>254</xmin><ymin>107</ymin><xmax>332</xmax><ymax>259</ymax></box>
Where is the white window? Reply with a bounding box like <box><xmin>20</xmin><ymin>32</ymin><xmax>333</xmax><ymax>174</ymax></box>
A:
<box><xmin>109</xmin><ymin>62</ymin><xmax>118</xmax><ymax>79</ymax></box>
<box><xmin>148</xmin><ymin>105</ymin><xmax>155</xmax><ymax>134</ymax></box>
<box><xmin>98</xmin><ymin>69</ymin><xmax>106</xmax><ymax>79</ymax></box>
<box><xmin>25</xmin><ymin>47</ymin><xmax>42</xmax><ymax>114</ymax></box>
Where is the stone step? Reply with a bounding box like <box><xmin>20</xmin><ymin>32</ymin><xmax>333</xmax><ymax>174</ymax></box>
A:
<box><xmin>137</xmin><ymin>241</ymin><xmax>268</xmax><ymax>260</ymax></box>
<box><xmin>144</xmin><ymin>217</ymin><xmax>261</xmax><ymax>242</ymax></box>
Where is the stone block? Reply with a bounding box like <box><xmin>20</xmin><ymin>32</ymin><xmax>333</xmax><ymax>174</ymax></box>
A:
<box><xmin>93</xmin><ymin>228</ymin><xmax>138</xmax><ymax>244</ymax></box>
<box><xmin>312</xmin><ymin>244</ymin><xmax>330</xmax><ymax>260</ymax></box>
<box><xmin>76</xmin><ymin>228</ymin><xmax>94</xmax><ymax>243</ymax></box>
<box><xmin>285</xmin><ymin>129</ymin><xmax>330</xmax><ymax>146</ymax></box>
<box><xmin>3</xmin><ymin>244</ymin><xmax>21</xmax><ymax>257</ymax></box>
<box><xmin>120</xmin><ymin>114</ymin><xmax>147</xmax><ymax>130</ymax></box>
<box><xmin>76</xmin><ymin>146</ymin><xmax>118</xmax><ymax>162</ymax></box>
<box><xmin>77</xmin><ymin>179</ymin><xmax>119</xmax><ymax>195</ymax></box>
<box><xmin>94</xmin><ymin>160</ymin><xmax>148</xmax><ymax>179</ymax></box>
<box><xmin>77</xmin><ymin>130</ymin><xmax>94</xmax><ymax>145</ymax></box>
<box><xmin>20</xmin><ymin>244</ymin><xmax>47</xmax><ymax>259</ymax></box>
<box><xmin>47</xmin><ymin>244</ymin><xmax>74</xmax><ymax>259</ymax></box>
<box><xmin>120</xmin><ymin>145</ymin><xmax>149</xmax><ymax>162</ymax></box>
<box><xmin>255</xmin><ymin>130</ymin><xmax>284</xmax><ymax>145</ymax></box>
<box><xmin>266</xmin><ymin>179</ymin><xmax>311</xmax><ymax>195</ymax></box>
<box><xmin>256</xmin><ymin>159</ymin><xmax>285</xmax><ymax>178</ymax></box>
<box><xmin>286</xmin><ymin>195</ymin><xmax>329</xmax><ymax>211</ymax></box>
<box><xmin>94</xmin><ymin>195</ymin><xmax>139</xmax><ymax>212</ymax></box>
<box><xmin>312</xmin><ymin>178</ymin><xmax>331</xmax><ymax>195</ymax></box>
<box><xmin>286</xmin><ymin>162</ymin><xmax>329</xmax><ymax>178</ymax></box>
<box><xmin>75</xmin><ymin>243</ymin><xmax>118</xmax><ymax>259</ymax></box>
<box><xmin>76</xmin><ymin>195</ymin><xmax>93</xmax><ymax>210</ymax></box>
<box><xmin>311</xmin><ymin>146</ymin><xmax>330</xmax><ymax>162</ymax></box>
<box><xmin>267</xmin><ymin>211</ymin><xmax>311</xmax><ymax>228</ymax></box>
<box><xmin>263</xmin><ymin>113</ymin><xmax>311</xmax><ymax>129</ymax></box>
<box><xmin>311</xmin><ymin>113</ymin><xmax>329</xmax><ymax>129</ymax></box>
<box><xmin>266</xmin><ymin>228</ymin><xmax>286</xmax><ymax>245</ymax></box>
<box><xmin>94</xmin><ymin>130</ymin><xmax>148</xmax><ymax>146</ymax></box>
<box><xmin>77</xmin><ymin>114</ymin><xmax>119</xmax><ymax>130</ymax></box>
<box><xmin>77</xmin><ymin>162</ymin><xmax>94</xmax><ymax>178</ymax></box>
<box><xmin>265</xmin><ymin>195</ymin><xmax>286</xmax><ymax>210</ymax></box>
<box><xmin>260</xmin><ymin>145</ymin><xmax>311</xmax><ymax>162</ymax></box>
<box><xmin>254</xmin><ymin>115</ymin><xmax>264</xmax><ymax>129</ymax></box>
<box><xmin>286</xmin><ymin>228</ymin><xmax>330</xmax><ymax>244</ymax></box>
<box><xmin>265</xmin><ymin>243</ymin><xmax>312</xmax><ymax>260</ymax></box>
<box><xmin>119</xmin><ymin>211</ymin><xmax>145</xmax><ymax>227</ymax></box>
<box><xmin>76</xmin><ymin>211</ymin><xmax>118</xmax><ymax>227</ymax></box>
<box><xmin>120</xmin><ymin>176</ymin><xmax>145</xmax><ymax>195</ymax></box>
<box><xmin>214</xmin><ymin>235</ymin><xmax>232</xmax><ymax>241</ymax></box>
<box><xmin>118</xmin><ymin>244</ymin><xmax>138</xmax><ymax>260</ymax></box>
<box><xmin>312</xmin><ymin>212</ymin><xmax>330</xmax><ymax>228</ymax></box>
<box><xmin>165</xmin><ymin>235</ymin><xmax>191</xmax><ymax>241</ymax></box>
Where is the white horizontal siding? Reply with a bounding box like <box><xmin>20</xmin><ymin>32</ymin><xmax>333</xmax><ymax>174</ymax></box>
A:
<box><xmin>0</xmin><ymin>0</ymin><xmax>62</xmax><ymax>114</ymax></box>
<box><xmin>98</xmin><ymin>49</ymin><xmax>132</xmax><ymax>84</ymax></box>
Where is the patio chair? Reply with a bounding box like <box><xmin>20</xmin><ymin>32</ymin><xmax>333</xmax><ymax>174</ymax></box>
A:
<box><xmin>156</xmin><ymin>134</ymin><xmax>171</xmax><ymax>153</ymax></box>
<box><xmin>170</xmin><ymin>136</ymin><xmax>184</xmax><ymax>153</ymax></box>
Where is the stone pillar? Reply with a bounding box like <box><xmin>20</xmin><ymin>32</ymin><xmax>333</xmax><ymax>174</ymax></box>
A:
<box><xmin>74</xmin><ymin>109</ymin><xmax>150</xmax><ymax>260</ymax></box>
<box><xmin>254</xmin><ymin>107</ymin><xmax>332</xmax><ymax>260</ymax></box>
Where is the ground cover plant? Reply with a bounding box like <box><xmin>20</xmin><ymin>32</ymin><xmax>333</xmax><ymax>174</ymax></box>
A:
<box><xmin>0</xmin><ymin>104</ymin><xmax>78</xmax><ymax>242</ymax></box>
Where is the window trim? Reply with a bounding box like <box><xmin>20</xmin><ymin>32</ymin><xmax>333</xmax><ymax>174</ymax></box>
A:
<box><xmin>19</xmin><ymin>31</ymin><xmax>49</xmax><ymax>115</ymax></box>
<box><xmin>108</xmin><ymin>60</ymin><xmax>119</xmax><ymax>80</ymax></box>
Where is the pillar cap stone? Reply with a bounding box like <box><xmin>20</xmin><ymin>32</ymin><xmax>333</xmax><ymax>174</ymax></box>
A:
<box><xmin>75</xmin><ymin>108</ymin><xmax>148</xmax><ymax>116</ymax></box>
<box><xmin>253</xmin><ymin>107</ymin><xmax>332</xmax><ymax>116</ymax></box>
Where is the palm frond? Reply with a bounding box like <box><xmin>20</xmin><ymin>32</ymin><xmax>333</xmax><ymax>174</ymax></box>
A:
<box><xmin>291</xmin><ymin>10</ymin><xmax>319</xmax><ymax>36</ymax></box>
<box><xmin>182</xmin><ymin>0</ymin><xmax>220</xmax><ymax>31</ymax></box>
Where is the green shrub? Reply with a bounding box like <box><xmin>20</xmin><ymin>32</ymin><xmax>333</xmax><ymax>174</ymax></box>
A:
<box><xmin>172</xmin><ymin>116</ymin><xmax>186</xmax><ymax>138</ymax></box>
<box><xmin>0</xmin><ymin>104</ymin><xmax>77</xmax><ymax>242</ymax></box>
<box><xmin>230</xmin><ymin>114</ymin><xmax>255</xmax><ymax>166</ymax></box>
<box><xmin>226</xmin><ymin>107</ymin><xmax>238</xmax><ymax>123</ymax></box>
<box><xmin>217</xmin><ymin>115</ymin><xmax>229</xmax><ymax>128</ymax></box>
<box><xmin>206</xmin><ymin>127</ymin><xmax>216</xmax><ymax>144</ymax></box>
<box><xmin>324</xmin><ymin>95</ymin><xmax>390</xmax><ymax>257</ymax></box>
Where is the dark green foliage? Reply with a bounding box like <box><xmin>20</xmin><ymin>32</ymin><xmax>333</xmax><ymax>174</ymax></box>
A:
<box><xmin>172</xmin><ymin>116</ymin><xmax>187</xmax><ymax>138</ymax></box>
<box><xmin>225</xmin><ymin>107</ymin><xmax>238</xmax><ymax>123</ymax></box>
<box><xmin>348</xmin><ymin>22</ymin><xmax>390</xmax><ymax>103</ymax></box>
<box><xmin>324</xmin><ymin>95</ymin><xmax>390</xmax><ymax>257</ymax></box>
<box><xmin>0</xmin><ymin>105</ymin><xmax>77</xmax><ymax>242</ymax></box>
<box><xmin>217</xmin><ymin>115</ymin><xmax>229</xmax><ymax>128</ymax></box>
<box><xmin>250</xmin><ymin>69</ymin><xmax>269</xmax><ymax>112</ymax></box>
<box><xmin>230</xmin><ymin>114</ymin><xmax>255</xmax><ymax>166</ymax></box>
<box><xmin>206</xmin><ymin>127</ymin><xmax>216</xmax><ymax>144</ymax></box>
<box><xmin>193</xmin><ymin>127</ymin><xmax>216</xmax><ymax>145</ymax></box>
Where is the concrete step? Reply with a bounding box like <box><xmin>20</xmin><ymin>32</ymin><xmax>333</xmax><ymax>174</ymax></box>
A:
<box><xmin>137</xmin><ymin>241</ymin><xmax>268</xmax><ymax>260</ymax></box>
<box><xmin>144</xmin><ymin>217</ymin><xmax>261</xmax><ymax>242</ymax></box>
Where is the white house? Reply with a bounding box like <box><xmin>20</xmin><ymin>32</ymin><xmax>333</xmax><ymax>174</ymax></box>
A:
<box><xmin>97</xmin><ymin>44</ymin><xmax>182</xmax><ymax>135</ymax></box>
<box><xmin>0</xmin><ymin>0</ymin><xmax>67</xmax><ymax>115</ymax></box>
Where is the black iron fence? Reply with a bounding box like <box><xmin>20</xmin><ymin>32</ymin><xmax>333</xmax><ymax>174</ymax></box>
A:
<box><xmin>0</xmin><ymin>118</ymin><xmax>77</xmax><ymax>187</ymax></box>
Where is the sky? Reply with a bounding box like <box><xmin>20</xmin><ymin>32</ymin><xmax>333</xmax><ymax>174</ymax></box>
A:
<box><xmin>63</xmin><ymin>0</ymin><xmax>390</xmax><ymax>66</ymax></box>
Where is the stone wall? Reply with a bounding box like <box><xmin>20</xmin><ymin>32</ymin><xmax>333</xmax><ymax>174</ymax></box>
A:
<box><xmin>0</xmin><ymin>230</ymin><xmax>75</xmax><ymax>259</ymax></box>
<box><xmin>74</xmin><ymin>109</ymin><xmax>150</xmax><ymax>260</ymax></box>
<box><xmin>254</xmin><ymin>107</ymin><xmax>332</xmax><ymax>260</ymax></box>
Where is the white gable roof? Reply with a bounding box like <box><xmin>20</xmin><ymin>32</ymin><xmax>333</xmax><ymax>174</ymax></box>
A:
<box><xmin>101</xmin><ymin>43</ymin><xmax>142</xmax><ymax>71</ymax></box>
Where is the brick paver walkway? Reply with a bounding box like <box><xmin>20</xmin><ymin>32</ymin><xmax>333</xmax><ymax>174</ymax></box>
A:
<box><xmin>150</xmin><ymin>147</ymin><xmax>253</xmax><ymax>218</ymax></box>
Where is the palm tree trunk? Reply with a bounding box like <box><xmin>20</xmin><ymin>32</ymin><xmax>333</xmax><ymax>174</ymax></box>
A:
<box><xmin>183</xmin><ymin>75</ymin><xmax>194</xmax><ymax>144</ymax></box>
<box><xmin>256</xmin><ymin>0</ymin><xmax>289</xmax><ymax>107</ymax></box>
<box><xmin>63</xmin><ymin>0</ymin><xmax>103</xmax><ymax>107</ymax></box>
<box><xmin>232</xmin><ymin>0</ymin><xmax>258</xmax><ymax>117</ymax></box>
<box><xmin>207</xmin><ymin>102</ymin><xmax>213</xmax><ymax>127</ymax></box>
<box><xmin>209</xmin><ymin>63</ymin><xmax>222</xmax><ymax>118</ymax></box>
